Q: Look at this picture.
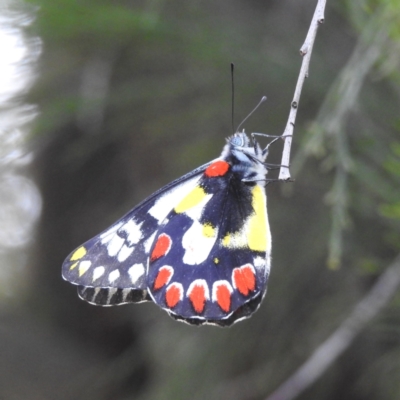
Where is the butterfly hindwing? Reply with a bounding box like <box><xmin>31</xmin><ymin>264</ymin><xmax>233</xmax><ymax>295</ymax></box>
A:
<box><xmin>146</xmin><ymin>160</ymin><xmax>271</xmax><ymax>325</ymax></box>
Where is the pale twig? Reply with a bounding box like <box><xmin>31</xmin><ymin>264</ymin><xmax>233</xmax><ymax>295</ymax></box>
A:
<box><xmin>265</xmin><ymin>253</ymin><xmax>400</xmax><ymax>400</ymax></box>
<box><xmin>278</xmin><ymin>0</ymin><xmax>326</xmax><ymax>181</ymax></box>
<box><xmin>291</xmin><ymin>21</ymin><xmax>387</xmax><ymax>174</ymax></box>
<box><xmin>289</xmin><ymin>22</ymin><xmax>388</xmax><ymax>268</ymax></box>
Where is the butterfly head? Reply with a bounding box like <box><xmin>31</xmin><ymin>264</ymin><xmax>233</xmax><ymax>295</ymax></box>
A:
<box><xmin>229</xmin><ymin>131</ymin><xmax>250</xmax><ymax>147</ymax></box>
<box><xmin>221</xmin><ymin>131</ymin><xmax>268</xmax><ymax>183</ymax></box>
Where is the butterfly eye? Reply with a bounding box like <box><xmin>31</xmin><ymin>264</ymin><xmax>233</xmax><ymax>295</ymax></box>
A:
<box><xmin>230</xmin><ymin>133</ymin><xmax>247</xmax><ymax>147</ymax></box>
<box><xmin>230</xmin><ymin>136</ymin><xmax>241</xmax><ymax>146</ymax></box>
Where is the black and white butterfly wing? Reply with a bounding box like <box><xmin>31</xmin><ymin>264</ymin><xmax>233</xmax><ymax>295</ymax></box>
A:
<box><xmin>145</xmin><ymin>159</ymin><xmax>271</xmax><ymax>326</ymax></box>
<box><xmin>62</xmin><ymin>163</ymin><xmax>211</xmax><ymax>306</ymax></box>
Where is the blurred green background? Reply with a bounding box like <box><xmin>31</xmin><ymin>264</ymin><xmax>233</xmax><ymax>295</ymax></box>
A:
<box><xmin>1</xmin><ymin>0</ymin><xmax>400</xmax><ymax>399</ymax></box>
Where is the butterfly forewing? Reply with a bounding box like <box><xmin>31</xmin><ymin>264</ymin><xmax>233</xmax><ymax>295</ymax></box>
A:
<box><xmin>62</xmin><ymin>170</ymin><xmax>206</xmax><ymax>304</ymax></box>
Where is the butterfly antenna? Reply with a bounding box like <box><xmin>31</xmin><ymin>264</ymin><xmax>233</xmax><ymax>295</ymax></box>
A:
<box><xmin>235</xmin><ymin>96</ymin><xmax>267</xmax><ymax>133</ymax></box>
<box><xmin>231</xmin><ymin>63</ymin><xmax>235</xmax><ymax>134</ymax></box>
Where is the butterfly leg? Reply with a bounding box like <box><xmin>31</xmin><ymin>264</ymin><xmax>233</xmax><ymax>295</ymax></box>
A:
<box><xmin>242</xmin><ymin>177</ymin><xmax>294</xmax><ymax>184</ymax></box>
<box><xmin>251</xmin><ymin>133</ymin><xmax>292</xmax><ymax>158</ymax></box>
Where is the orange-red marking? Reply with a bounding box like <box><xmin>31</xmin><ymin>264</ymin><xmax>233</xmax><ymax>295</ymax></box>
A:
<box><xmin>233</xmin><ymin>264</ymin><xmax>256</xmax><ymax>296</ymax></box>
<box><xmin>205</xmin><ymin>160</ymin><xmax>230</xmax><ymax>177</ymax></box>
<box><xmin>165</xmin><ymin>284</ymin><xmax>181</xmax><ymax>308</ymax></box>
<box><xmin>154</xmin><ymin>266</ymin><xmax>173</xmax><ymax>290</ymax></box>
<box><xmin>189</xmin><ymin>284</ymin><xmax>207</xmax><ymax>313</ymax></box>
<box><xmin>215</xmin><ymin>284</ymin><xmax>231</xmax><ymax>312</ymax></box>
<box><xmin>151</xmin><ymin>233</ymin><xmax>171</xmax><ymax>261</ymax></box>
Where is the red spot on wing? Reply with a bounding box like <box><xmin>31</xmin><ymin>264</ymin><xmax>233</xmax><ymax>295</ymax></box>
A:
<box><xmin>189</xmin><ymin>284</ymin><xmax>207</xmax><ymax>313</ymax></box>
<box><xmin>154</xmin><ymin>266</ymin><xmax>173</xmax><ymax>290</ymax></box>
<box><xmin>151</xmin><ymin>233</ymin><xmax>172</xmax><ymax>261</ymax></box>
<box><xmin>215</xmin><ymin>284</ymin><xmax>231</xmax><ymax>312</ymax></box>
<box><xmin>233</xmin><ymin>264</ymin><xmax>256</xmax><ymax>296</ymax></box>
<box><xmin>165</xmin><ymin>284</ymin><xmax>182</xmax><ymax>308</ymax></box>
<box><xmin>205</xmin><ymin>160</ymin><xmax>230</xmax><ymax>177</ymax></box>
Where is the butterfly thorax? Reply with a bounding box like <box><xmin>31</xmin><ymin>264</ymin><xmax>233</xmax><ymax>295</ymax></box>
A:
<box><xmin>220</xmin><ymin>132</ymin><xmax>268</xmax><ymax>185</ymax></box>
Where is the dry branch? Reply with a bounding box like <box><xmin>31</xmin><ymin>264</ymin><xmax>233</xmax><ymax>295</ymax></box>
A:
<box><xmin>278</xmin><ymin>0</ymin><xmax>326</xmax><ymax>181</ymax></box>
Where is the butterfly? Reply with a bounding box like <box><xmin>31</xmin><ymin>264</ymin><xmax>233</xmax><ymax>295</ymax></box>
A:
<box><xmin>62</xmin><ymin>131</ymin><xmax>274</xmax><ymax>327</ymax></box>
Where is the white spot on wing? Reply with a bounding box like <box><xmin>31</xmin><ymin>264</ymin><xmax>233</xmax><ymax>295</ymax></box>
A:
<box><xmin>148</xmin><ymin>175</ymin><xmax>201</xmax><ymax>222</ymax></box>
<box><xmin>93</xmin><ymin>287</ymin><xmax>101</xmax><ymax>300</ymax></box>
<box><xmin>128</xmin><ymin>263</ymin><xmax>145</xmax><ymax>284</ymax></box>
<box><xmin>117</xmin><ymin>244</ymin><xmax>134</xmax><ymax>262</ymax></box>
<box><xmin>107</xmin><ymin>287</ymin><xmax>118</xmax><ymax>304</ymax></box>
<box><xmin>254</xmin><ymin>255</ymin><xmax>270</xmax><ymax>277</ymax></box>
<box><xmin>108</xmin><ymin>269</ymin><xmax>120</xmax><ymax>283</ymax></box>
<box><xmin>254</xmin><ymin>256</ymin><xmax>265</xmax><ymax>270</ymax></box>
<box><xmin>183</xmin><ymin>193</ymin><xmax>212</xmax><ymax>220</ymax></box>
<box><xmin>222</xmin><ymin>224</ymin><xmax>248</xmax><ymax>249</ymax></box>
<box><xmin>121</xmin><ymin>288</ymin><xmax>131</xmax><ymax>302</ymax></box>
<box><xmin>78</xmin><ymin>260</ymin><xmax>91</xmax><ymax>276</ymax></box>
<box><xmin>107</xmin><ymin>234</ymin><xmax>124</xmax><ymax>257</ymax></box>
<box><xmin>100</xmin><ymin>222</ymin><xmax>124</xmax><ymax>243</ymax></box>
<box><xmin>92</xmin><ymin>266</ymin><xmax>105</xmax><ymax>281</ymax></box>
<box><xmin>119</xmin><ymin>219</ymin><xmax>143</xmax><ymax>245</ymax></box>
<box><xmin>78</xmin><ymin>287</ymin><xmax>101</xmax><ymax>304</ymax></box>
<box><xmin>182</xmin><ymin>221</ymin><xmax>218</xmax><ymax>265</ymax></box>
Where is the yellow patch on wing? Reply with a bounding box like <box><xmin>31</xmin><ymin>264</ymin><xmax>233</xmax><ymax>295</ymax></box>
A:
<box><xmin>222</xmin><ymin>234</ymin><xmax>229</xmax><ymax>246</ymax></box>
<box><xmin>202</xmin><ymin>223</ymin><xmax>216</xmax><ymax>238</ymax></box>
<box><xmin>69</xmin><ymin>262</ymin><xmax>78</xmax><ymax>271</ymax></box>
<box><xmin>70</xmin><ymin>246</ymin><xmax>87</xmax><ymax>261</ymax></box>
<box><xmin>221</xmin><ymin>185</ymin><xmax>270</xmax><ymax>252</ymax></box>
<box><xmin>175</xmin><ymin>186</ymin><xmax>207</xmax><ymax>214</ymax></box>
<box><xmin>247</xmin><ymin>185</ymin><xmax>269</xmax><ymax>252</ymax></box>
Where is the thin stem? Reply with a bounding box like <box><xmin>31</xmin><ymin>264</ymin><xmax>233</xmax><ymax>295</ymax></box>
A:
<box><xmin>291</xmin><ymin>21</ymin><xmax>387</xmax><ymax>176</ymax></box>
<box><xmin>278</xmin><ymin>0</ymin><xmax>326</xmax><ymax>180</ymax></box>
<box><xmin>290</xmin><ymin>20</ymin><xmax>387</xmax><ymax>267</ymax></box>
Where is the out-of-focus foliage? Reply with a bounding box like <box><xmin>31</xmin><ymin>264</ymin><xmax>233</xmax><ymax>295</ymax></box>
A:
<box><xmin>380</xmin><ymin>142</ymin><xmax>400</xmax><ymax>222</ymax></box>
<box><xmin>292</xmin><ymin>0</ymin><xmax>400</xmax><ymax>272</ymax></box>
<box><xmin>1</xmin><ymin>0</ymin><xmax>400</xmax><ymax>399</ymax></box>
